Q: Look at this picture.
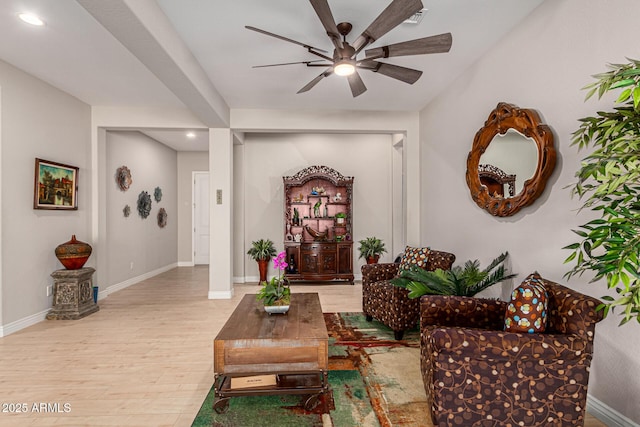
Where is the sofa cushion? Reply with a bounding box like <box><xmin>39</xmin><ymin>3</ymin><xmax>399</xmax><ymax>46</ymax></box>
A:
<box><xmin>504</xmin><ymin>272</ymin><xmax>548</xmax><ymax>333</ymax></box>
<box><xmin>397</xmin><ymin>246</ymin><xmax>431</xmax><ymax>276</ymax></box>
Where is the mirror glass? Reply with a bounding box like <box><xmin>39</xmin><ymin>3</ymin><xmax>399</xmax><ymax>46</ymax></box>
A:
<box><xmin>479</xmin><ymin>129</ymin><xmax>538</xmax><ymax>195</ymax></box>
<box><xmin>465</xmin><ymin>102</ymin><xmax>556</xmax><ymax>217</ymax></box>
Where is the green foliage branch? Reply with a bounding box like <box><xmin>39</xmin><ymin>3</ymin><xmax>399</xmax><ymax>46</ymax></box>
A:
<box><xmin>565</xmin><ymin>58</ymin><xmax>640</xmax><ymax>325</ymax></box>
<box><xmin>357</xmin><ymin>237</ymin><xmax>387</xmax><ymax>259</ymax></box>
<box><xmin>246</xmin><ymin>238</ymin><xmax>277</xmax><ymax>261</ymax></box>
<box><xmin>391</xmin><ymin>252</ymin><xmax>516</xmax><ymax>298</ymax></box>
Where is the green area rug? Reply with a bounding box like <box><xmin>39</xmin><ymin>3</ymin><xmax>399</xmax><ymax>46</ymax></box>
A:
<box><xmin>192</xmin><ymin>313</ymin><xmax>430</xmax><ymax>427</ymax></box>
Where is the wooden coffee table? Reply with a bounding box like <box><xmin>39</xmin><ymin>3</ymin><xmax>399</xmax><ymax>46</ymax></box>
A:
<box><xmin>212</xmin><ymin>293</ymin><xmax>329</xmax><ymax>413</ymax></box>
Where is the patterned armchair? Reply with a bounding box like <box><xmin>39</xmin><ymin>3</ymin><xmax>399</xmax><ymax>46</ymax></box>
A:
<box><xmin>419</xmin><ymin>278</ymin><xmax>604</xmax><ymax>426</ymax></box>
<box><xmin>361</xmin><ymin>249</ymin><xmax>455</xmax><ymax>340</ymax></box>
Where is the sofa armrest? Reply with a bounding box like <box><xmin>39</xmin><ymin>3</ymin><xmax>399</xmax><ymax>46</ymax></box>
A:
<box><xmin>361</xmin><ymin>263</ymin><xmax>399</xmax><ymax>288</ymax></box>
<box><xmin>429</xmin><ymin>328</ymin><xmax>591</xmax><ymax>362</ymax></box>
<box><xmin>420</xmin><ymin>295</ymin><xmax>507</xmax><ymax>330</ymax></box>
<box><xmin>543</xmin><ymin>280</ymin><xmax>604</xmax><ymax>340</ymax></box>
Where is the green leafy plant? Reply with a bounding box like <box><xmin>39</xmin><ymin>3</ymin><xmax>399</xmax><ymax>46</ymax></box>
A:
<box><xmin>256</xmin><ymin>252</ymin><xmax>291</xmax><ymax>306</ymax></box>
<box><xmin>246</xmin><ymin>238</ymin><xmax>277</xmax><ymax>261</ymax></box>
<box><xmin>391</xmin><ymin>252</ymin><xmax>516</xmax><ymax>298</ymax></box>
<box><xmin>357</xmin><ymin>237</ymin><xmax>387</xmax><ymax>260</ymax></box>
<box><xmin>565</xmin><ymin>58</ymin><xmax>640</xmax><ymax>325</ymax></box>
<box><xmin>334</xmin><ymin>212</ymin><xmax>346</xmax><ymax>219</ymax></box>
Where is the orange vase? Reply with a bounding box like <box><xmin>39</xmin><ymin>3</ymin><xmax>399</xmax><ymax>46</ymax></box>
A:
<box><xmin>55</xmin><ymin>235</ymin><xmax>92</xmax><ymax>270</ymax></box>
<box><xmin>257</xmin><ymin>258</ymin><xmax>269</xmax><ymax>283</ymax></box>
<box><xmin>366</xmin><ymin>255</ymin><xmax>380</xmax><ymax>264</ymax></box>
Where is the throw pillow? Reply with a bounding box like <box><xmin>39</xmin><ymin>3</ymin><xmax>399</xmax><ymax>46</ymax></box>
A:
<box><xmin>504</xmin><ymin>272</ymin><xmax>548</xmax><ymax>333</ymax></box>
<box><xmin>397</xmin><ymin>246</ymin><xmax>431</xmax><ymax>276</ymax></box>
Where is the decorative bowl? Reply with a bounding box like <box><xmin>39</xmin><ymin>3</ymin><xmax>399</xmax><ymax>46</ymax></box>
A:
<box><xmin>264</xmin><ymin>305</ymin><xmax>289</xmax><ymax>315</ymax></box>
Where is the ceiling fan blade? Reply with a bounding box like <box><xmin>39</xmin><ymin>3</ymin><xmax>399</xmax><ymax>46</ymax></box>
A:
<box><xmin>365</xmin><ymin>33</ymin><xmax>452</xmax><ymax>59</ymax></box>
<box><xmin>309</xmin><ymin>0</ymin><xmax>343</xmax><ymax>50</ymax></box>
<box><xmin>352</xmin><ymin>0</ymin><xmax>424</xmax><ymax>51</ymax></box>
<box><xmin>347</xmin><ymin>71</ymin><xmax>367</xmax><ymax>97</ymax></box>
<box><xmin>253</xmin><ymin>60</ymin><xmax>330</xmax><ymax>68</ymax></box>
<box><xmin>297</xmin><ymin>69</ymin><xmax>334</xmax><ymax>94</ymax></box>
<box><xmin>246</xmin><ymin>25</ymin><xmax>328</xmax><ymax>53</ymax></box>
<box><xmin>359</xmin><ymin>60</ymin><xmax>422</xmax><ymax>84</ymax></box>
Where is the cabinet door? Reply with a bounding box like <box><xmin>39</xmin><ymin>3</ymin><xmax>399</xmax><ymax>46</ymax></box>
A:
<box><xmin>320</xmin><ymin>250</ymin><xmax>337</xmax><ymax>274</ymax></box>
<box><xmin>300</xmin><ymin>244</ymin><xmax>318</xmax><ymax>274</ymax></box>
<box><xmin>337</xmin><ymin>243</ymin><xmax>352</xmax><ymax>274</ymax></box>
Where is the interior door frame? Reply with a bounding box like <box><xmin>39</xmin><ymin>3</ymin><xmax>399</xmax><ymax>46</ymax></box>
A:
<box><xmin>192</xmin><ymin>170</ymin><xmax>210</xmax><ymax>265</ymax></box>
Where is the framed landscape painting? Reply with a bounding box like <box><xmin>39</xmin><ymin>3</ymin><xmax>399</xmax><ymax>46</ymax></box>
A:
<box><xmin>34</xmin><ymin>158</ymin><xmax>78</xmax><ymax>210</ymax></box>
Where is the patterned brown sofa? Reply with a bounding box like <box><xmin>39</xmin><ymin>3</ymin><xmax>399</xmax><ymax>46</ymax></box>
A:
<box><xmin>361</xmin><ymin>249</ymin><xmax>455</xmax><ymax>340</ymax></box>
<box><xmin>419</xmin><ymin>278</ymin><xmax>604</xmax><ymax>426</ymax></box>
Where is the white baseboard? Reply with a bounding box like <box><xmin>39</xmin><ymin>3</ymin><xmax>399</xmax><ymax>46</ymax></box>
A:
<box><xmin>104</xmin><ymin>263</ymin><xmax>178</xmax><ymax>296</ymax></box>
<box><xmin>209</xmin><ymin>289</ymin><xmax>234</xmax><ymax>299</ymax></box>
<box><xmin>233</xmin><ymin>276</ymin><xmax>245</xmax><ymax>283</ymax></box>
<box><xmin>178</xmin><ymin>261</ymin><xmax>195</xmax><ymax>267</ymax></box>
<box><xmin>0</xmin><ymin>263</ymin><xmax>179</xmax><ymax>337</ymax></box>
<box><xmin>587</xmin><ymin>394</ymin><xmax>639</xmax><ymax>427</ymax></box>
<box><xmin>0</xmin><ymin>309</ymin><xmax>50</xmax><ymax>337</ymax></box>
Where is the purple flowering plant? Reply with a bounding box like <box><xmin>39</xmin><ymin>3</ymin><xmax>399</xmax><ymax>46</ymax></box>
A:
<box><xmin>256</xmin><ymin>251</ymin><xmax>291</xmax><ymax>305</ymax></box>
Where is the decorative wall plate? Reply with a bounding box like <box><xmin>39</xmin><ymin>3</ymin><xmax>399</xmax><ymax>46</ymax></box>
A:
<box><xmin>137</xmin><ymin>191</ymin><xmax>152</xmax><ymax>219</ymax></box>
<box><xmin>116</xmin><ymin>166</ymin><xmax>132</xmax><ymax>191</ymax></box>
<box><xmin>157</xmin><ymin>208</ymin><xmax>167</xmax><ymax>228</ymax></box>
<box><xmin>154</xmin><ymin>187</ymin><xmax>162</xmax><ymax>202</ymax></box>
<box><xmin>123</xmin><ymin>204</ymin><xmax>131</xmax><ymax>217</ymax></box>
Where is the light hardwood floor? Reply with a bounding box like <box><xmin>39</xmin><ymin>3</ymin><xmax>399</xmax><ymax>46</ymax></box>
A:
<box><xmin>0</xmin><ymin>267</ymin><xmax>606</xmax><ymax>426</ymax></box>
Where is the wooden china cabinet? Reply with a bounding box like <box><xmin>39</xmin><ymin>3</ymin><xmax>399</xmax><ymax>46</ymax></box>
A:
<box><xmin>283</xmin><ymin>166</ymin><xmax>354</xmax><ymax>284</ymax></box>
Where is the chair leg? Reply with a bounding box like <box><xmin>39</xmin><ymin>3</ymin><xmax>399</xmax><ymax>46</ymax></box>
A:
<box><xmin>365</xmin><ymin>315</ymin><xmax>373</xmax><ymax>321</ymax></box>
<box><xmin>394</xmin><ymin>330</ymin><xmax>404</xmax><ymax>340</ymax></box>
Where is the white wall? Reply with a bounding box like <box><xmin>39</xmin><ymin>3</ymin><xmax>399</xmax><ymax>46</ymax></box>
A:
<box><xmin>419</xmin><ymin>0</ymin><xmax>640</xmax><ymax>423</ymax></box>
<box><xmin>177</xmin><ymin>151</ymin><xmax>209</xmax><ymax>264</ymax></box>
<box><xmin>0</xmin><ymin>59</ymin><xmax>91</xmax><ymax>328</ymax></box>
<box><xmin>240</xmin><ymin>132</ymin><xmax>395</xmax><ymax>281</ymax></box>
<box><xmin>105</xmin><ymin>131</ymin><xmax>177</xmax><ymax>288</ymax></box>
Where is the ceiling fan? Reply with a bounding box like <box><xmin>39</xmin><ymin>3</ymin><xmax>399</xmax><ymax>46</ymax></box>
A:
<box><xmin>246</xmin><ymin>0</ymin><xmax>452</xmax><ymax>97</ymax></box>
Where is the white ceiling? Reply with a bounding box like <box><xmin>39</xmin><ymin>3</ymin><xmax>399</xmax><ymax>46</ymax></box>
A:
<box><xmin>0</xmin><ymin>0</ymin><xmax>544</xmax><ymax>151</ymax></box>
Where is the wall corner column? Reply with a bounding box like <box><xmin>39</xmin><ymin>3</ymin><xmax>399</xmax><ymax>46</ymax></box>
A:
<box><xmin>208</xmin><ymin>128</ymin><xmax>234</xmax><ymax>299</ymax></box>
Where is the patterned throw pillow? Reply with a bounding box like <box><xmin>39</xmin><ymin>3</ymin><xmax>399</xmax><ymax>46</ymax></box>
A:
<box><xmin>397</xmin><ymin>246</ymin><xmax>431</xmax><ymax>276</ymax></box>
<box><xmin>504</xmin><ymin>273</ymin><xmax>548</xmax><ymax>333</ymax></box>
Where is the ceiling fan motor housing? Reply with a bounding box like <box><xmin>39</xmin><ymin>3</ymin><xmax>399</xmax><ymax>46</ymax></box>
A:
<box><xmin>333</xmin><ymin>44</ymin><xmax>355</xmax><ymax>62</ymax></box>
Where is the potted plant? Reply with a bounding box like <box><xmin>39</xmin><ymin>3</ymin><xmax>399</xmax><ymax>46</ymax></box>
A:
<box><xmin>257</xmin><ymin>251</ymin><xmax>291</xmax><ymax>314</ymax></box>
<box><xmin>391</xmin><ymin>252</ymin><xmax>516</xmax><ymax>298</ymax></box>
<box><xmin>565</xmin><ymin>58</ymin><xmax>640</xmax><ymax>325</ymax></box>
<box><xmin>247</xmin><ymin>239</ymin><xmax>277</xmax><ymax>283</ymax></box>
<box><xmin>335</xmin><ymin>212</ymin><xmax>347</xmax><ymax>224</ymax></box>
<box><xmin>358</xmin><ymin>237</ymin><xmax>387</xmax><ymax>264</ymax></box>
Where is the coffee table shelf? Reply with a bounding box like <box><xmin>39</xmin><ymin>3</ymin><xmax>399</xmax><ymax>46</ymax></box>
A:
<box><xmin>213</xmin><ymin>371</ymin><xmax>328</xmax><ymax>413</ymax></box>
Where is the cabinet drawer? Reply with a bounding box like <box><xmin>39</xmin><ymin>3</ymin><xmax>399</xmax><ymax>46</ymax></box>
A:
<box><xmin>302</xmin><ymin>244</ymin><xmax>336</xmax><ymax>252</ymax></box>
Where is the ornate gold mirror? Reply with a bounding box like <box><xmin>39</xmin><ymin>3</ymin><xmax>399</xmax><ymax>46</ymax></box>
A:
<box><xmin>466</xmin><ymin>103</ymin><xmax>556</xmax><ymax>216</ymax></box>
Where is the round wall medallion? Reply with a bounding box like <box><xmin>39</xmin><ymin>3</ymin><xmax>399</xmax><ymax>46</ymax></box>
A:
<box><xmin>137</xmin><ymin>191</ymin><xmax>152</xmax><ymax>218</ymax></box>
<box><xmin>157</xmin><ymin>208</ymin><xmax>167</xmax><ymax>228</ymax></box>
<box><xmin>115</xmin><ymin>166</ymin><xmax>132</xmax><ymax>191</ymax></box>
<box><xmin>154</xmin><ymin>187</ymin><xmax>162</xmax><ymax>202</ymax></box>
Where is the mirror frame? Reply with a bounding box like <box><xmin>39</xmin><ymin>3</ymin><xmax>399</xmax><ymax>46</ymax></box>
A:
<box><xmin>466</xmin><ymin>102</ymin><xmax>556</xmax><ymax>217</ymax></box>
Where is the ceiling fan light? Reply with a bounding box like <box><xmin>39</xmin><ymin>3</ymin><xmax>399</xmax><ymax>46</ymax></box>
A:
<box><xmin>334</xmin><ymin>60</ymin><xmax>355</xmax><ymax>76</ymax></box>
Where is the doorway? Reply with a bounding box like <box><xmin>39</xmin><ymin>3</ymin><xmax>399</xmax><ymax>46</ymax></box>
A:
<box><xmin>193</xmin><ymin>171</ymin><xmax>210</xmax><ymax>265</ymax></box>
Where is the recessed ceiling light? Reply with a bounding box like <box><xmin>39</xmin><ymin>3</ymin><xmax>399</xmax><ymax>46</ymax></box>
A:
<box><xmin>186</xmin><ymin>132</ymin><xmax>196</xmax><ymax>139</ymax></box>
<box><xmin>18</xmin><ymin>13</ymin><xmax>44</xmax><ymax>26</ymax></box>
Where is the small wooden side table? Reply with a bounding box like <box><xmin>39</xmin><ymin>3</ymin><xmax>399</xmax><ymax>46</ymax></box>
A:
<box><xmin>46</xmin><ymin>267</ymin><xmax>99</xmax><ymax>320</ymax></box>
